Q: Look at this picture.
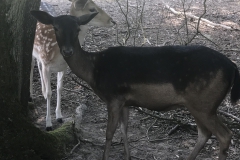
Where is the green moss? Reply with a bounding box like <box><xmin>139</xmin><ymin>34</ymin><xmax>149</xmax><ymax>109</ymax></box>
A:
<box><xmin>49</xmin><ymin>121</ymin><xmax>75</xmax><ymax>144</ymax></box>
<box><xmin>0</xmin><ymin>100</ymin><xmax>64</xmax><ymax>160</ymax></box>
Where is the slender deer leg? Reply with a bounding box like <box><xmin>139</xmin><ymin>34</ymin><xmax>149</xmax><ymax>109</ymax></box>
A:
<box><xmin>56</xmin><ymin>70</ymin><xmax>66</xmax><ymax>123</ymax></box>
<box><xmin>42</xmin><ymin>65</ymin><xmax>52</xmax><ymax>131</ymax></box>
<box><xmin>119</xmin><ymin>106</ymin><xmax>130</xmax><ymax>160</ymax></box>
<box><xmin>29</xmin><ymin>57</ymin><xmax>35</xmax><ymax>102</ymax></box>
<box><xmin>187</xmin><ymin>118</ymin><xmax>212</xmax><ymax>160</ymax></box>
<box><xmin>203</xmin><ymin>114</ymin><xmax>232</xmax><ymax>160</ymax></box>
<box><xmin>213</xmin><ymin>116</ymin><xmax>232</xmax><ymax>160</ymax></box>
<box><xmin>190</xmin><ymin>112</ymin><xmax>232</xmax><ymax>160</ymax></box>
<box><xmin>103</xmin><ymin>100</ymin><xmax>124</xmax><ymax>160</ymax></box>
<box><xmin>37</xmin><ymin>60</ymin><xmax>47</xmax><ymax>99</ymax></box>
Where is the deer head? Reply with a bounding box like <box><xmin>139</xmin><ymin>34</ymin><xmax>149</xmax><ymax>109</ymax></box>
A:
<box><xmin>31</xmin><ymin>10</ymin><xmax>98</xmax><ymax>57</ymax></box>
<box><xmin>70</xmin><ymin>0</ymin><xmax>115</xmax><ymax>27</ymax></box>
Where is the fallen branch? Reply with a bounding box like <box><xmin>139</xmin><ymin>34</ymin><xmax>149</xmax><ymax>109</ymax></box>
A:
<box><xmin>70</xmin><ymin>138</ymin><xmax>81</xmax><ymax>154</ymax></box>
<box><xmin>218</xmin><ymin>110</ymin><xmax>240</xmax><ymax>123</ymax></box>
<box><xmin>222</xmin><ymin>48</ymin><xmax>240</xmax><ymax>52</ymax></box>
<box><xmin>161</xmin><ymin>1</ymin><xmax>239</xmax><ymax>30</ymax></box>
<box><xmin>233</xmin><ymin>10</ymin><xmax>240</xmax><ymax>14</ymax></box>
<box><xmin>146</xmin><ymin>119</ymin><xmax>157</xmax><ymax>140</ymax></box>
<box><xmin>136</xmin><ymin>107</ymin><xmax>240</xmax><ymax>130</ymax></box>
<box><xmin>134</xmin><ymin>107</ymin><xmax>181</xmax><ymax>123</ymax></box>
<box><xmin>63</xmin><ymin>87</ymin><xmax>82</xmax><ymax>95</ymax></box>
<box><xmin>78</xmin><ymin>135</ymin><xmax>104</xmax><ymax>147</ymax></box>
<box><xmin>167</xmin><ymin>124</ymin><xmax>180</xmax><ymax>135</ymax></box>
<box><xmin>148</xmin><ymin>136</ymin><xmax>182</xmax><ymax>143</ymax></box>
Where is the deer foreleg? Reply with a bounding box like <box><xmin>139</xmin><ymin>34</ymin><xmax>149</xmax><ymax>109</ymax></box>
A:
<box><xmin>56</xmin><ymin>70</ymin><xmax>66</xmax><ymax>123</ymax></box>
<box><xmin>103</xmin><ymin>100</ymin><xmax>124</xmax><ymax>160</ymax></box>
<box><xmin>120</xmin><ymin>106</ymin><xmax>130</xmax><ymax>160</ymax></box>
<box><xmin>42</xmin><ymin>65</ymin><xmax>52</xmax><ymax>131</ymax></box>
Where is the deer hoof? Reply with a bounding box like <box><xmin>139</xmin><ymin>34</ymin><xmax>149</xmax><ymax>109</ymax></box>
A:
<box><xmin>57</xmin><ymin>118</ymin><xmax>63</xmax><ymax>123</ymax></box>
<box><xmin>46</xmin><ymin>127</ymin><xmax>52</xmax><ymax>131</ymax></box>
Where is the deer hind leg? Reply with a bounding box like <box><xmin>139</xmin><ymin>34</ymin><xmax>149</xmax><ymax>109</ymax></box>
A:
<box><xmin>55</xmin><ymin>70</ymin><xmax>66</xmax><ymax>123</ymax></box>
<box><xmin>119</xmin><ymin>106</ymin><xmax>131</xmax><ymax>160</ymax></box>
<box><xmin>42</xmin><ymin>65</ymin><xmax>52</xmax><ymax>131</ymax></box>
<box><xmin>212</xmin><ymin>115</ymin><xmax>232</xmax><ymax>160</ymax></box>
<box><xmin>189</xmin><ymin>112</ymin><xmax>232</xmax><ymax>160</ymax></box>
<box><xmin>187</xmin><ymin>118</ymin><xmax>212</xmax><ymax>160</ymax></box>
<box><xmin>103</xmin><ymin>100</ymin><xmax>124</xmax><ymax>160</ymax></box>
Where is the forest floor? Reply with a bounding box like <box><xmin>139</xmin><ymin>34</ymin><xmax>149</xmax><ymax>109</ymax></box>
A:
<box><xmin>31</xmin><ymin>0</ymin><xmax>240</xmax><ymax>159</ymax></box>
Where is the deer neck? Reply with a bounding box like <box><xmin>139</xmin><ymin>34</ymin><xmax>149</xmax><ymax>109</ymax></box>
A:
<box><xmin>63</xmin><ymin>40</ymin><xmax>96</xmax><ymax>84</ymax></box>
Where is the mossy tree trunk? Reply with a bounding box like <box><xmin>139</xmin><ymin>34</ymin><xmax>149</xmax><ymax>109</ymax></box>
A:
<box><xmin>0</xmin><ymin>1</ymin><xmax>75</xmax><ymax>159</ymax></box>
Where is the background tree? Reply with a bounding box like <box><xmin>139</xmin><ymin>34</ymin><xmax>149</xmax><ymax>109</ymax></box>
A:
<box><xmin>0</xmin><ymin>0</ymin><xmax>70</xmax><ymax>159</ymax></box>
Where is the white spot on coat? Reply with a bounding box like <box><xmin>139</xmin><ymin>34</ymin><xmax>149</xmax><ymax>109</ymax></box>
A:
<box><xmin>51</xmin><ymin>42</ymin><xmax>57</xmax><ymax>46</ymax></box>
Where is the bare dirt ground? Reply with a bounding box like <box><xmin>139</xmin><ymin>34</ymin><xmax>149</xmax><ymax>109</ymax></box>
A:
<box><xmin>31</xmin><ymin>0</ymin><xmax>240</xmax><ymax>159</ymax></box>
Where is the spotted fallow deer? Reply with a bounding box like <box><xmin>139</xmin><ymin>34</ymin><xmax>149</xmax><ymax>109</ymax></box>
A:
<box><xmin>31</xmin><ymin>11</ymin><xmax>240</xmax><ymax>160</ymax></box>
<box><xmin>30</xmin><ymin>0</ymin><xmax>115</xmax><ymax>131</ymax></box>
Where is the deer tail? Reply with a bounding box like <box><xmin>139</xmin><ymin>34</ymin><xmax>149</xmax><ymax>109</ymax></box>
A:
<box><xmin>231</xmin><ymin>65</ymin><xmax>240</xmax><ymax>104</ymax></box>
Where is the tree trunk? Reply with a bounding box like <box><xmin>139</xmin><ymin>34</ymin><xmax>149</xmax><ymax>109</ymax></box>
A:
<box><xmin>0</xmin><ymin>1</ymin><xmax>76</xmax><ymax>159</ymax></box>
<box><xmin>0</xmin><ymin>0</ymin><xmax>40</xmax><ymax>111</ymax></box>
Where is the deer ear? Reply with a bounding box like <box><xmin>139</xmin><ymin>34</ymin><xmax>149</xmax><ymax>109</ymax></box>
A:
<box><xmin>77</xmin><ymin>12</ymin><xmax>98</xmax><ymax>25</ymax></box>
<box><xmin>74</xmin><ymin>0</ymin><xmax>88</xmax><ymax>10</ymax></box>
<box><xmin>30</xmin><ymin>10</ymin><xmax>53</xmax><ymax>25</ymax></box>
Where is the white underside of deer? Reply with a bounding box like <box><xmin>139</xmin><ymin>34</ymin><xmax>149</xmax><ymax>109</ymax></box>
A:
<box><xmin>30</xmin><ymin>0</ymin><xmax>115</xmax><ymax>130</ymax></box>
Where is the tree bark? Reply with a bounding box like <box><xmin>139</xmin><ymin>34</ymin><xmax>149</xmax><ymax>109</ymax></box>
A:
<box><xmin>0</xmin><ymin>0</ymin><xmax>40</xmax><ymax>111</ymax></box>
<box><xmin>0</xmin><ymin>1</ymin><xmax>76</xmax><ymax>159</ymax></box>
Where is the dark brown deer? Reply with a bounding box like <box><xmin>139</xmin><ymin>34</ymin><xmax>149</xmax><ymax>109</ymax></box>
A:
<box><xmin>30</xmin><ymin>0</ymin><xmax>115</xmax><ymax>131</ymax></box>
<box><xmin>30</xmin><ymin>11</ymin><xmax>240</xmax><ymax>160</ymax></box>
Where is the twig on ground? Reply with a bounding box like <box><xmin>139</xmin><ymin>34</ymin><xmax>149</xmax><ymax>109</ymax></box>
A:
<box><xmin>78</xmin><ymin>135</ymin><xmax>104</xmax><ymax>147</ymax></box>
<box><xmin>140</xmin><ymin>116</ymin><xmax>151</xmax><ymax>121</ymax></box>
<box><xmin>148</xmin><ymin>136</ymin><xmax>182</xmax><ymax>143</ymax></box>
<box><xmin>218</xmin><ymin>110</ymin><xmax>240</xmax><ymax>123</ymax></box>
<box><xmin>232</xmin><ymin>10</ymin><xmax>240</xmax><ymax>14</ymax></box>
<box><xmin>63</xmin><ymin>87</ymin><xmax>82</xmax><ymax>94</ymax></box>
<box><xmin>146</xmin><ymin>119</ymin><xmax>157</xmax><ymax>141</ymax></box>
<box><xmin>134</xmin><ymin>107</ymin><xmax>181</xmax><ymax>124</ymax></box>
<box><xmin>70</xmin><ymin>138</ymin><xmax>81</xmax><ymax>154</ymax></box>
<box><xmin>222</xmin><ymin>48</ymin><xmax>240</xmax><ymax>52</ymax></box>
<box><xmin>130</xmin><ymin>155</ymin><xmax>146</xmax><ymax>160</ymax></box>
<box><xmin>167</xmin><ymin>124</ymin><xmax>180</xmax><ymax>135</ymax></box>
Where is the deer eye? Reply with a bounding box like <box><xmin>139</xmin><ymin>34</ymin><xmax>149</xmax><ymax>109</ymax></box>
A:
<box><xmin>89</xmin><ymin>8</ymin><xmax>96</xmax><ymax>12</ymax></box>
